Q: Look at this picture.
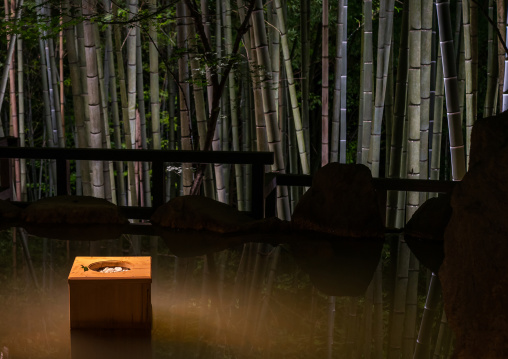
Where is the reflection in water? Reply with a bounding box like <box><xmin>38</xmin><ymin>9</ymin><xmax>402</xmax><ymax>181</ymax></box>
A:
<box><xmin>71</xmin><ymin>330</ymin><xmax>151</xmax><ymax>359</ymax></box>
<box><xmin>0</xmin><ymin>229</ymin><xmax>453</xmax><ymax>358</ymax></box>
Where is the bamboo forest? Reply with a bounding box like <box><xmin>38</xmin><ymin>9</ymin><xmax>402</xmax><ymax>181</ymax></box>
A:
<box><xmin>1</xmin><ymin>0</ymin><xmax>507</xmax><ymax>357</ymax></box>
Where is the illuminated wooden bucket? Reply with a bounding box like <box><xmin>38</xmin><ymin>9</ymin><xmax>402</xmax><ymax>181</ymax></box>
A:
<box><xmin>68</xmin><ymin>256</ymin><xmax>152</xmax><ymax>330</ymax></box>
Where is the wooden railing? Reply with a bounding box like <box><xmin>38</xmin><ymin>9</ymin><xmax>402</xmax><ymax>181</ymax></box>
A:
<box><xmin>0</xmin><ymin>145</ymin><xmax>458</xmax><ymax>224</ymax></box>
<box><xmin>0</xmin><ymin>147</ymin><xmax>274</xmax><ymax>220</ymax></box>
<box><xmin>264</xmin><ymin>173</ymin><xmax>457</xmax><ymax>221</ymax></box>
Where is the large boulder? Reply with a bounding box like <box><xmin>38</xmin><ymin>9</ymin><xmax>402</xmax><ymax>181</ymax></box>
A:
<box><xmin>404</xmin><ymin>195</ymin><xmax>451</xmax><ymax>273</ymax></box>
<box><xmin>0</xmin><ymin>199</ymin><xmax>22</xmax><ymax>230</ymax></box>
<box><xmin>151</xmin><ymin>195</ymin><xmax>288</xmax><ymax>256</ymax></box>
<box><xmin>291</xmin><ymin>163</ymin><xmax>384</xmax><ymax>238</ymax></box>
<box><xmin>290</xmin><ymin>163</ymin><xmax>384</xmax><ymax>296</ymax></box>
<box><xmin>21</xmin><ymin>196</ymin><xmax>128</xmax><ymax>240</ymax></box>
<box><xmin>440</xmin><ymin>113</ymin><xmax>508</xmax><ymax>358</ymax></box>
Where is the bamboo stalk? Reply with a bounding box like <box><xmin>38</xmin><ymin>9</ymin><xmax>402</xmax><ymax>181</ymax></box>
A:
<box><xmin>274</xmin><ymin>0</ymin><xmax>310</xmax><ymax>174</ymax></box>
<box><xmin>361</xmin><ymin>0</ymin><xmax>373</xmax><ymax>166</ymax></box>
<box><xmin>436</xmin><ymin>0</ymin><xmax>466</xmax><ymax>181</ymax></box>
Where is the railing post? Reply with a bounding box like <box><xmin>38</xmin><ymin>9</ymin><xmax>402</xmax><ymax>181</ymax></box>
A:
<box><xmin>56</xmin><ymin>158</ymin><xmax>68</xmax><ymax>196</ymax></box>
<box><xmin>251</xmin><ymin>163</ymin><xmax>265</xmax><ymax>219</ymax></box>
<box><xmin>152</xmin><ymin>160</ymin><xmax>164</xmax><ymax>209</ymax></box>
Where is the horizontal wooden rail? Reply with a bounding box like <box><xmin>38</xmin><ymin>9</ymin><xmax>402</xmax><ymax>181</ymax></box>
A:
<box><xmin>264</xmin><ymin>173</ymin><xmax>457</xmax><ymax>219</ymax></box>
<box><xmin>0</xmin><ymin>147</ymin><xmax>274</xmax><ymax>219</ymax></box>
<box><xmin>267</xmin><ymin>173</ymin><xmax>456</xmax><ymax>193</ymax></box>
<box><xmin>0</xmin><ymin>147</ymin><xmax>274</xmax><ymax>164</ymax></box>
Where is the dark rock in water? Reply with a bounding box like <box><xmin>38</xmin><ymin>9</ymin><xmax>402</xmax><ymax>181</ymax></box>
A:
<box><xmin>152</xmin><ymin>195</ymin><xmax>290</xmax><ymax>256</ymax></box>
<box><xmin>405</xmin><ymin>195</ymin><xmax>451</xmax><ymax>273</ymax></box>
<box><xmin>21</xmin><ymin>195</ymin><xmax>128</xmax><ymax>225</ymax></box>
<box><xmin>152</xmin><ymin>195</ymin><xmax>257</xmax><ymax>233</ymax></box>
<box><xmin>23</xmin><ymin>223</ymin><xmax>126</xmax><ymax>241</ymax></box>
<box><xmin>0</xmin><ymin>200</ymin><xmax>22</xmax><ymax>230</ymax></box>
<box><xmin>440</xmin><ymin>113</ymin><xmax>508</xmax><ymax>358</ymax></box>
<box><xmin>153</xmin><ymin>166</ymin><xmax>385</xmax><ymax>296</ymax></box>
<box><xmin>150</xmin><ymin>196</ymin><xmax>288</xmax><ymax>234</ymax></box>
<box><xmin>20</xmin><ymin>195</ymin><xmax>128</xmax><ymax>240</ymax></box>
<box><xmin>291</xmin><ymin>163</ymin><xmax>384</xmax><ymax>238</ymax></box>
<box><xmin>290</xmin><ymin>163</ymin><xmax>384</xmax><ymax>296</ymax></box>
<box><xmin>290</xmin><ymin>234</ymin><xmax>383</xmax><ymax>296</ymax></box>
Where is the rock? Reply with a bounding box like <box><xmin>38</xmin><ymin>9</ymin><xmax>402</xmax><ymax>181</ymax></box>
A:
<box><xmin>289</xmin><ymin>163</ymin><xmax>384</xmax><ymax>296</ymax></box>
<box><xmin>440</xmin><ymin>113</ymin><xmax>508</xmax><ymax>358</ymax></box>
<box><xmin>151</xmin><ymin>195</ymin><xmax>289</xmax><ymax>252</ymax></box>
<box><xmin>0</xmin><ymin>200</ymin><xmax>21</xmax><ymax>230</ymax></box>
<box><xmin>468</xmin><ymin>112</ymin><xmax>508</xmax><ymax>169</ymax></box>
<box><xmin>404</xmin><ymin>195</ymin><xmax>451</xmax><ymax>273</ymax></box>
<box><xmin>291</xmin><ymin>163</ymin><xmax>384</xmax><ymax>238</ymax></box>
<box><xmin>21</xmin><ymin>196</ymin><xmax>128</xmax><ymax>225</ymax></box>
<box><xmin>151</xmin><ymin>195</ymin><xmax>255</xmax><ymax>233</ymax></box>
<box><xmin>20</xmin><ymin>196</ymin><xmax>128</xmax><ymax>240</ymax></box>
<box><xmin>114</xmin><ymin>267</ymin><xmax>123</xmax><ymax>272</ymax></box>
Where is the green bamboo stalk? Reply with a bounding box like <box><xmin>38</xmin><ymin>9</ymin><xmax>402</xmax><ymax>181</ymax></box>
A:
<box><xmin>339</xmin><ymin>0</ymin><xmax>348</xmax><ymax>164</ymax></box>
<box><xmin>7</xmin><ymin>0</ymin><xmax>18</xmax><ymax>152</ymax></box>
<box><xmin>436</xmin><ymin>0</ymin><xmax>466</xmax><ymax>181</ymax></box>
<box><xmin>419</xmin><ymin>0</ymin><xmax>433</xmax><ymax>204</ymax></box>
<box><xmin>321</xmin><ymin>0</ymin><xmax>329</xmax><ymax>166</ymax></box>
<box><xmin>149</xmin><ymin>0</ymin><xmax>161</xmax><ymax>151</ymax></box>
<box><xmin>406</xmin><ymin>0</ymin><xmax>422</xmax><ymax>220</ymax></box>
<box><xmin>274</xmin><ymin>0</ymin><xmax>310</xmax><ymax>174</ymax></box>
<box><xmin>242</xmin><ymin>74</ymin><xmax>252</xmax><ymax>211</ymax></box>
<box><xmin>498</xmin><ymin>0</ymin><xmax>506</xmax><ymax>112</ymax></box>
<box><xmin>361</xmin><ymin>0</ymin><xmax>373</xmax><ymax>166</ymax></box>
<box><xmin>177</xmin><ymin>0</ymin><xmax>193</xmax><ymax>195</ymax></box>
<box><xmin>47</xmin><ymin>36</ymin><xmax>65</xmax><ymax>148</ymax></box>
<box><xmin>466</xmin><ymin>0</ymin><xmax>477</xmax><ymax>169</ymax></box>
<box><xmin>0</xmin><ymin>0</ymin><xmax>22</xmax><ymax>122</ymax></box>
<box><xmin>331</xmin><ymin>0</ymin><xmax>343</xmax><ymax>163</ymax></box>
<box><xmin>83</xmin><ymin>0</ymin><xmax>105</xmax><ymax>198</ymax></box>
<box><xmin>369</xmin><ymin>0</ymin><xmax>395</xmax><ymax>176</ymax></box>
<box><xmin>187</xmin><ymin>19</ymin><xmax>215</xmax><ymax>199</ymax></box>
<box><xmin>41</xmin><ymin>35</ymin><xmax>59</xmax><ymax>148</ymax></box>
<box><xmin>213</xmin><ymin>0</ymin><xmax>226</xmax><ymax>203</ymax></box>
<box><xmin>457</xmin><ymin>24</ymin><xmax>466</xmax><ymax>126</ymax></box>
<box><xmin>76</xmin><ymin>18</ymin><xmax>91</xmax><ymax>141</ymax></box>
<box><xmin>135</xmin><ymin>26</ymin><xmax>152</xmax><ymax>207</ymax></box>
<box><xmin>93</xmin><ymin>23</ymin><xmax>115</xmax><ymax>202</ymax></box>
<box><xmin>357</xmin><ymin>25</ymin><xmax>364</xmax><ymax>165</ymax></box>
<box><xmin>251</xmin><ymin>0</ymin><xmax>290</xmax><ymax>219</ymax></box>
<box><xmin>268</xmin><ymin>1</ymin><xmax>280</xmax><ymax>121</ymax></box>
<box><xmin>103</xmin><ymin>0</ymin><xmax>125</xmax><ymax>205</ymax></box>
<box><xmin>430</xmin><ymin>44</ymin><xmax>444</xmax><ymax>188</ymax></box>
<box><xmin>385</xmin><ymin>44</ymin><xmax>394</xmax><ymax>171</ymax></box>
<box><xmin>428</xmin><ymin>1</ymin><xmax>438</xmax><ymax>195</ymax></box>
<box><xmin>113</xmin><ymin>2</ymin><xmax>137</xmax><ymax>206</ymax></box>
<box><xmin>127</xmin><ymin>0</ymin><xmax>137</xmax><ymax>150</ymax></box>
<box><xmin>484</xmin><ymin>0</ymin><xmax>497</xmax><ymax>118</ymax></box>
<box><xmin>224</xmin><ymin>0</ymin><xmax>245</xmax><ymax>209</ymax></box>
<box><xmin>300</xmin><ymin>0</ymin><xmax>310</xmax><ymax>164</ymax></box>
<box><xmin>17</xmin><ymin>34</ymin><xmax>26</xmax><ymax>200</ymax></box>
